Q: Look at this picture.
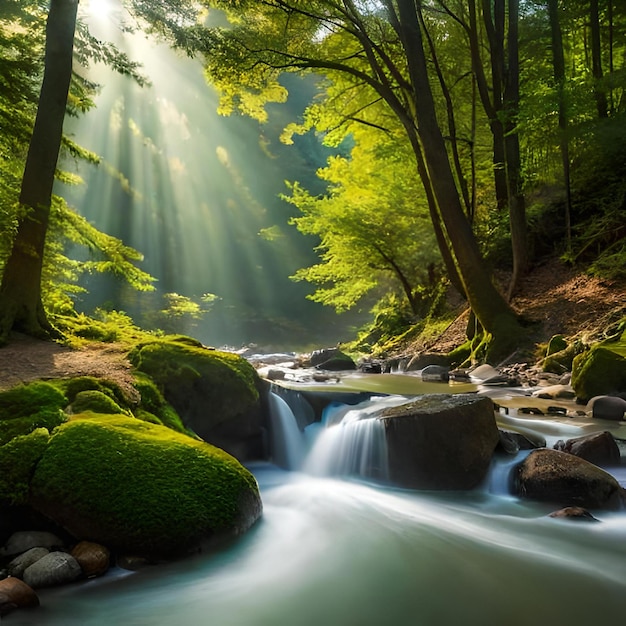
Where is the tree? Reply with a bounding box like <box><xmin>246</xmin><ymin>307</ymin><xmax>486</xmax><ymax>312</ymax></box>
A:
<box><xmin>285</xmin><ymin>125</ymin><xmax>441</xmax><ymax>316</ymax></box>
<box><xmin>192</xmin><ymin>0</ymin><xmax>521</xmax><ymax>360</ymax></box>
<box><xmin>0</xmin><ymin>0</ymin><xmax>178</xmax><ymax>343</ymax></box>
<box><xmin>0</xmin><ymin>0</ymin><xmax>80</xmax><ymax>340</ymax></box>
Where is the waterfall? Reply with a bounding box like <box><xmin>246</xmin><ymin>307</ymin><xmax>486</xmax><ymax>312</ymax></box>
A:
<box><xmin>268</xmin><ymin>392</ymin><xmax>306</xmax><ymax>470</ymax></box>
<box><xmin>303</xmin><ymin>396</ymin><xmax>411</xmax><ymax>481</ymax></box>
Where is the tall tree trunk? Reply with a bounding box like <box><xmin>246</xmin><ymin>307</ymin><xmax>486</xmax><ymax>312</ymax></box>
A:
<box><xmin>394</xmin><ymin>0</ymin><xmax>520</xmax><ymax>358</ymax></box>
<box><xmin>547</xmin><ymin>0</ymin><xmax>572</xmax><ymax>254</ymax></box>
<box><xmin>590</xmin><ymin>0</ymin><xmax>608</xmax><ymax>118</ymax></box>
<box><xmin>0</xmin><ymin>0</ymin><xmax>79</xmax><ymax>342</ymax></box>
<box><xmin>504</xmin><ymin>0</ymin><xmax>527</xmax><ymax>298</ymax></box>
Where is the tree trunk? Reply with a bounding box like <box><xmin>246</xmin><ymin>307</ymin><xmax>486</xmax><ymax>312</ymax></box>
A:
<box><xmin>0</xmin><ymin>0</ymin><xmax>78</xmax><ymax>342</ymax></box>
<box><xmin>547</xmin><ymin>0</ymin><xmax>572</xmax><ymax>254</ymax></box>
<box><xmin>590</xmin><ymin>0</ymin><xmax>608</xmax><ymax>118</ymax></box>
<box><xmin>504</xmin><ymin>0</ymin><xmax>527</xmax><ymax>298</ymax></box>
<box><xmin>394</xmin><ymin>0</ymin><xmax>520</xmax><ymax>358</ymax></box>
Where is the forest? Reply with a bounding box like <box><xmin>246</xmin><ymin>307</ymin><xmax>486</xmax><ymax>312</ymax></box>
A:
<box><xmin>1</xmin><ymin>0</ymin><xmax>625</xmax><ymax>357</ymax></box>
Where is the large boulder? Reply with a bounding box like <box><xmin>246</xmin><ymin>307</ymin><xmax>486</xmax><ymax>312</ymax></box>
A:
<box><xmin>70</xmin><ymin>541</ymin><xmax>110</xmax><ymax>578</ymax></box>
<box><xmin>28</xmin><ymin>414</ymin><xmax>262</xmax><ymax>558</ymax></box>
<box><xmin>514</xmin><ymin>448</ymin><xmax>624</xmax><ymax>510</ymax></box>
<box><xmin>379</xmin><ymin>394</ymin><xmax>499</xmax><ymax>490</ymax></box>
<box><xmin>128</xmin><ymin>338</ymin><xmax>265</xmax><ymax>460</ymax></box>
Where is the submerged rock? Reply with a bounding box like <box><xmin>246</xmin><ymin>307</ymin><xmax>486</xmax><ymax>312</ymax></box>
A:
<box><xmin>514</xmin><ymin>448</ymin><xmax>624</xmax><ymax>510</ymax></box>
<box><xmin>548</xmin><ymin>506</ymin><xmax>599</xmax><ymax>522</ymax></box>
<box><xmin>380</xmin><ymin>394</ymin><xmax>499</xmax><ymax>490</ymax></box>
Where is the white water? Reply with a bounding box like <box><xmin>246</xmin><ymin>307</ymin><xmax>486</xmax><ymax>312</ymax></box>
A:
<box><xmin>7</xmin><ymin>392</ymin><xmax>626</xmax><ymax>626</ymax></box>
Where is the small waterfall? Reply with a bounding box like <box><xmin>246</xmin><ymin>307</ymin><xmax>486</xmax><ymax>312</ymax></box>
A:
<box><xmin>303</xmin><ymin>396</ymin><xmax>410</xmax><ymax>481</ymax></box>
<box><xmin>268</xmin><ymin>392</ymin><xmax>306</xmax><ymax>470</ymax></box>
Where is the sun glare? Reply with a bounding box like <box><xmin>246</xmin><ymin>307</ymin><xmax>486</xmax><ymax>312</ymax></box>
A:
<box><xmin>87</xmin><ymin>0</ymin><xmax>114</xmax><ymax>20</ymax></box>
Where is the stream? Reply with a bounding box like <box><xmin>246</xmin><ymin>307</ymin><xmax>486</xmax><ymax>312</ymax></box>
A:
<box><xmin>7</xmin><ymin>374</ymin><xmax>626</xmax><ymax>626</ymax></box>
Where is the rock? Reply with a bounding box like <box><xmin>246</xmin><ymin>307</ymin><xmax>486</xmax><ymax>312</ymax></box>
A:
<box><xmin>266</xmin><ymin>369</ymin><xmax>286</xmax><ymax>381</ymax></box>
<box><xmin>1</xmin><ymin>531</ymin><xmax>65</xmax><ymax>557</ymax></box>
<box><xmin>553</xmin><ymin>431</ymin><xmax>621</xmax><ymax>466</ymax></box>
<box><xmin>380</xmin><ymin>394</ymin><xmax>499</xmax><ymax>490</ymax></box>
<box><xmin>128</xmin><ymin>338</ymin><xmax>264</xmax><ymax>461</ymax></box>
<box><xmin>70</xmin><ymin>541</ymin><xmax>110</xmax><ymax>578</ymax></box>
<box><xmin>28</xmin><ymin>415</ymin><xmax>262</xmax><ymax>559</ymax></box>
<box><xmin>514</xmin><ymin>448</ymin><xmax>624</xmax><ymax>510</ymax></box>
<box><xmin>420</xmin><ymin>365</ymin><xmax>450</xmax><ymax>382</ymax></box>
<box><xmin>23</xmin><ymin>552</ymin><xmax>82</xmax><ymax>588</ymax></box>
<box><xmin>588</xmin><ymin>395</ymin><xmax>626</xmax><ymax>421</ymax></box>
<box><xmin>0</xmin><ymin>577</ymin><xmax>39</xmax><ymax>616</ymax></box>
<box><xmin>548</xmin><ymin>506</ymin><xmax>599</xmax><ymax>522</ymax></box>
<box><xmin>546</xmin><ymin>335</ymin><xmax>568</xmax><ymax>356</ymax></box>
<box><xmin>469</xmin><ymin>364</ymin><xmax>500</xmax><ymax>381</ymax></box>
<box><xmin>531</xmin><ymin>384</ymin><xmax>576</xmax><ymax>400</ymax></box>
<box><xmin>309</xmin><ymin>348</ymin><xmax>356</xmax><ymax>370</ymax></box>
<box><xmin>7</xmin><ymin>547</ymin><xmax>49</xmax><ymax>578</ymax></box>
<box><xmin>406</xmin><ymin>353</ymin><xmax>450</xmax><ymax>371</ymax></box>
<box><xmin>572</xmin><ymin>346</ymin><xmax>626</xmax><ymax>403</ymax></box>
<box><xmin>498</xmin><ymin>430</ymin><xmax>544</xmax><ymax>455</ymax></box>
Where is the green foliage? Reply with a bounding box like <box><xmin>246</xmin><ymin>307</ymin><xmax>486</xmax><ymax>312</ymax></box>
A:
<box><xmin>0</xmin><ymin>381</ymin><xmax>67</xmax><ymax>445</ymax></box>
<box><xmin>0</xmin><ymin>427</ymin><xmax>50</xmax><ymax>506</ymax></box>
<box><xmin>29</xmin><ymin>415</ymin><xmax>260</xmax><ymax>556</ymax></box>
<box><xmin>286</xmin><ymin>125</ymin><xmax>441</xmax><ymax>314</ymax></box>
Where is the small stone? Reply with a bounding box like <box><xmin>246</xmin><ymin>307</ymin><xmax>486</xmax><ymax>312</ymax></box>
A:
<box><xmin>7</xmin><ymin>547</ymin><xmax>49</xmax><ymax>578</ymax></box>
<box><xmin>1</xmin><ymin>531</ymin><xmax>65</xmax><ymax>557</ymax></box>
<box><xmin>589</xmin><ymin>395</ymin><xmax>626</xmax><ymax>421</ymax></box>
<box><xmin>23</xmin><ymin>552</ymin><xmax>82</xmax><ymax>589</ymax></box>
<box><xmin>0</xmin><ymin>577</ymin><xmax>39</xmax><ymax>616</ymax></box>
<box><xmin>549</xmin><ymin>506</ymin><xmax>599</xmax><ymax>522</ymax></box>
<box><xmin>71</xmin><ymin>541</ymin><xmax>111</xmax><ymax>578</ymax></box>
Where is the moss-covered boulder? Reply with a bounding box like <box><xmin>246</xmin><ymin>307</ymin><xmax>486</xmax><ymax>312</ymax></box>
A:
<box><xmin>571</xmin><ymin>346</ymin><xmax>626</xmax><ymax>402</ymax></box>
<box><xmin>28</xmin><ymin>414</ymin><xmax>262</xmax><ymax>558</ymax></box>
<box><xmin>128</xmin><ymin>338</ymin><xmax>265</xmax><ymax>460</ymax></box>
<box><xmin>0</xmin><ymin>382</ymin><xmax>66</xmax><ymax>446</ymax></box>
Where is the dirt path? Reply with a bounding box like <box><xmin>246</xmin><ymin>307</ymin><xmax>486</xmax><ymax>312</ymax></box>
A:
<box><xmin>0</xmin><ymin>333</ymin><xmax>138</xmax><ymax>400</ymax></box>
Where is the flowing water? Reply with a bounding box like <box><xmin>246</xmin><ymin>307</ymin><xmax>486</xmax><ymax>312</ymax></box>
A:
<box><xmin>7</xmin><ymin>383</ymin><xmax>626</xmax><ymax>626</ymax></box>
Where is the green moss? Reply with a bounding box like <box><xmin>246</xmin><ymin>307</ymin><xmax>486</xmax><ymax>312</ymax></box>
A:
<box><xmin>59</xmin><ymin>376</ymin><xmax>126</xmax><ymax>406</ymax></box>
<box><xmin>446</xmin><ymin>341</ymin><xmax>471</xmax><ymax>367</ymax></box>
<box><xmin>132</xmin><ymin>372</ymin><xmax>189</xmax><ymax>434</ymax></box>
<box><xmin>572</xmin><ymin>346</ymin><xmax>626</xmax><ymax>402</ymax></box>
<box><xmin>542</xmin><ymin>340</ymin><xmax>585</xmax><ymax>374</ymax></box>
<box><xmin>29</xmin><ymin>415</ymin><xmax>260</xmax><ymax>556</ymax></box>
<box><xmin>71</xmin><ymin>390</ymin><xmax>123</xmax><ymax>415</ymax></box>
<box><xmin>546</xmin><ymin>335</ymin><xmax>567</xmax><ymax>356</ymax></box>
<box><xmin>0</xmin><ymin>428</ymin><xmax>50</xmax><ymax>505</ymax></box>
<box><xmin>128</xmin><ymin>339</ymin><xmax>260</xmax><ymax>430</ymax></box>
<box><xmin>0</xmin><ymin>382</ymin><xmax>67</xmax><ymax>446</ymax></box>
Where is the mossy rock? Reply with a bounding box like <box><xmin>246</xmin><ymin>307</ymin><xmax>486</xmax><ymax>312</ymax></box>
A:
<box><xmin>59</xmin><ymin>376</ymin><xmax>129</xmax><ymax>407</ymax></box>
<box><xmin>70</xmin><ymin>390</ymin><xmax>124</xmax><ymax>415</ymax></box>
<box><xmin>128</xmin><ymin>339</ymin><xmax>261</xmax><ymax>440</ymax></box>
<box><xmin>0</xmin><ymin>382</ymin><xmax>67</xmax><ymax>446</ymax></box>
<box><xmin>0</xmin><ymin>428</ymin><xmax>50</xmax><ymax>506</ymax></box>
<box><xmin>28</xmin><ymin>415</ymin><xmax>262</xmax><ymax>558</ymax></box>
<box><xmin>132</xmin><ymin>372</ymin><xmax>188</xmax><ymax>434</ymax></box>
<box><xmin>546</xmin><ymin>334</ymin><xmax>568</xmax><ymax>357</ymax></box>
<box><xmin>542</xmin><ymin>340</ymin><xmax>585</xmax><ymax>374</ymax></box>
<box><xmin>572</xmin><ymin>346</ymin><xmax>626</xmax><ymax>402</ymax></box>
